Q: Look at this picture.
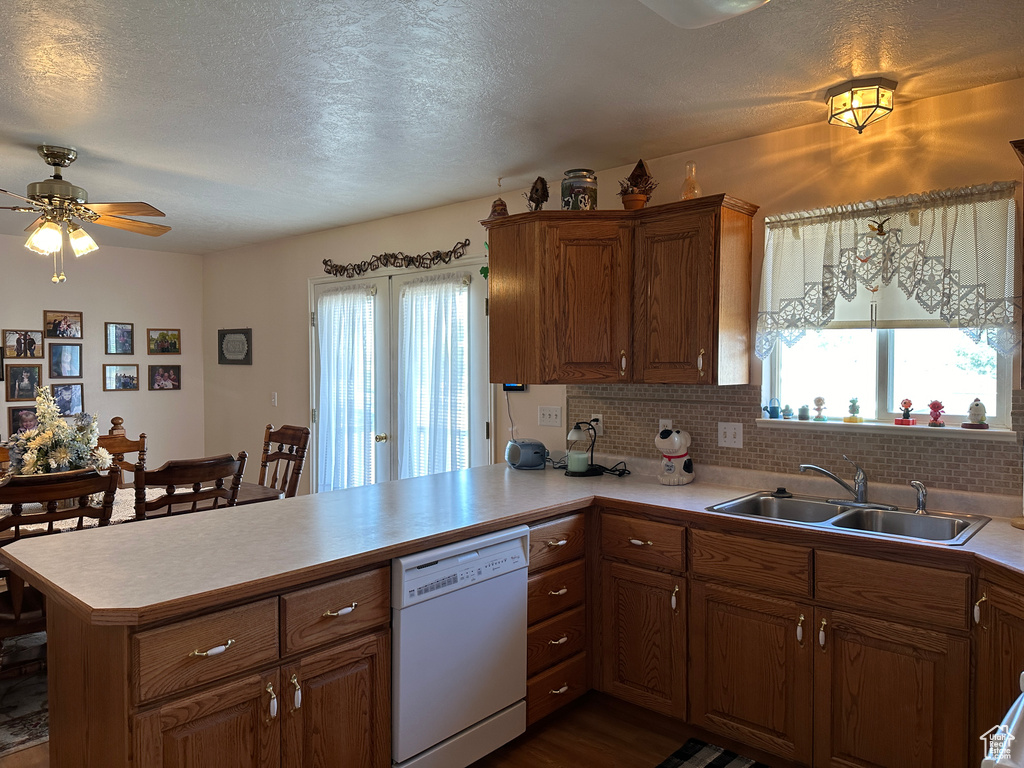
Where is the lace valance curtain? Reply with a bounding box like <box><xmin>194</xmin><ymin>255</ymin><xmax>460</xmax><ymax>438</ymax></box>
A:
<box><xmin>755</xmin><ymin>181</ymin><xmax>1020</xmax><ymax>359</ymax></box>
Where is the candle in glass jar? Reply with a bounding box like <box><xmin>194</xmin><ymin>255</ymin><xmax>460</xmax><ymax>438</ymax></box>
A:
<box><xmin>567</xmin><ymin>450</ymin><xmax>590</xmax><ymax>473</ymax></box>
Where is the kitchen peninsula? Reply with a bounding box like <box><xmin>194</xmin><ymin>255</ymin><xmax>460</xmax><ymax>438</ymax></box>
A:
<box><xmin>5</xmin><ymin>463</ymin><xmax>1024</xmax><ymax>767</ymax></box>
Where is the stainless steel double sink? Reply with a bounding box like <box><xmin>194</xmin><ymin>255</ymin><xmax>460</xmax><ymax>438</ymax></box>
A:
<box><xmin>705</xmin><ymin>492</ymin><xmax>989</xmax><ymax>546</ymax></box>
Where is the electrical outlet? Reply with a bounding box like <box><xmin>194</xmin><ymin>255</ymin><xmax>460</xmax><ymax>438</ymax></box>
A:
<box><xmin>718</xmin><ymin>422</ymin><xmax>743</xmax><ymax>448</ymax></box>
<box><xmin>659</xmin><ymin>418</ymin><xmax>672</xmax><ymax>432</ymax></box>
<box><xmin>538</xmin><ymin>406</ymin><xmax>562</xmax><ymax>427</ymax></box>
<box><xmin>590</xmin><ymin>414</ymin><xmax>604</xmax><ymax>436</ymax></box>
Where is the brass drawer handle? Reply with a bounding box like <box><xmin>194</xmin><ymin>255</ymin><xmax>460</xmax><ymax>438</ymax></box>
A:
<box><xmin>671</xmin><ymin>585</ymin><xmax>679</xmax><ymax>612</ymax></box>
<box><xmin>323</xmin><ymin>602</ymin><xmax>358</xmax><ymax>618</ymax></box>
<box><xmin>818</xmin><ymin>618</ymin><xmax>828</xmax><ymax>650</ymax></box>
<box><xmin>266</xmin><ymin>682</ymin><xmax>278</xmax><ymax>720</ymax></box>
<box><xmin>549</xmin><ymin>683</ymin><xmax>569</xmax><ymax>695</ymax></box>
<box><xmin>697</xmin><ymin>348</ymin><xmax>705</xmax><ymax>378</ymax></box>
<box><xmin>290</xmin><ymin>674</ymin><xmax>302</xmax><ymax>711</ymax></box>
<box><xmin>548</xmin><ymin>635</ymin><xmax>569</xmax><ymax>646</ymax></box>
<box><xmin>546</xmin><ymin>539</ymin><xmax>568</xmax><ymax>547</ymax></box>
<box><xmin>619</xmin><ymin>350</ymin><xmax>627</xmax><ymax>376</ymax></box>
<box><xmin>797</xmin><ymin>614</ymin><xmax>805</xmax><ymax>644</ymax></box>
<box><xmin>975</xmin><ymin>593</ymin><xmax>987</xmax><ymax>624</ymax></box>
<box><xmin>548</xmin><ymin>587</ymin><xmax>568</xmax><ymax>596</ymax></box>
<box><xmin>189</xmin><ymin>639</ymin><xmax>235</xmax><ymax>658</ymax></box>
<box><xmin>628</xmin><ymin>538</ymin><xmax>653</xmax><ymax>547</ymax></box>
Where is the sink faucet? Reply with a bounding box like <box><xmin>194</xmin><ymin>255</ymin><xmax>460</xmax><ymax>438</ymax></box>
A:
<box><xmin>910</xmin><ymin>480</ymin><xmax>928</xmax><ymax>514</ymax></box>
<box><xmin>798</xmin><ymin>455</ymin><xmax>896</xmax><ymax>509</ymax></box>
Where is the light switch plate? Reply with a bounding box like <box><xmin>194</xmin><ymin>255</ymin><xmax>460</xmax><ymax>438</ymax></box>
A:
<box><xmin>718</xmin><ymin>422</ymin><xmax>743</xmax><ymax>448</ymax></box>
<box><xmin>538</xmin><ymin>406</ymin><xmax>562</xmax><ymax>427</ymax></box>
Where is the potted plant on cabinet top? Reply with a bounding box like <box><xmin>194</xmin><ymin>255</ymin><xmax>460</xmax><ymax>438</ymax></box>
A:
<box><xmin>617</xmin><ymin>159</ymin><xmax>658</xmax><ymax>210</ymax></box>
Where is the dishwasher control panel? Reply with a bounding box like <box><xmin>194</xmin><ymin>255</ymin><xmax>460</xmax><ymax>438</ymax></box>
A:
<box><xmin>392</xmin><ymin>525</ymin><xmax>530</xmax><ymax>609</ymax></box>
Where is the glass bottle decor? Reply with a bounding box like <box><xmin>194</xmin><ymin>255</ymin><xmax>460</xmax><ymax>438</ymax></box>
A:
<box><xmin>561</xmin><ymin>169</ymin><xmax>598</xmax><ymax>210</ymax></box>
<box><xmin>680</xmin><ymin>161</ymin><xmax>702</xmax><ymax>200</ymax></box>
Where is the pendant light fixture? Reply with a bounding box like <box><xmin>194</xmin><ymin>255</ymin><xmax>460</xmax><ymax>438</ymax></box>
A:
<box><xmin>825</xmin><ymin>78</ymin><xmax>897</xmax><ymax>134</ymax></box>
<box><xmin>25</xmin><ymin>219</ymin><xmax>63</xmax><ymax>254</ymax></box>
<box><xmin>23</xmin><ymin>215</ymin><xmax>99</xmax><ymax>282</ymax></box>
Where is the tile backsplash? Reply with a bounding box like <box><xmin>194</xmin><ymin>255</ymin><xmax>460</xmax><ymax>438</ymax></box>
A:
<box><xmin>567</xmin><ymin>384</ymin><xmax>1024</xmax><ymax>495</ymax></box>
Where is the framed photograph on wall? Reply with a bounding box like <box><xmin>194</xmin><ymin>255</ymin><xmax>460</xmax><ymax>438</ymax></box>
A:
<box><xmin>49</xmin><ymin>343</ymin><xmax>82</xmax><ymax>378</ymax></box>
<box><xmin>6</xmin><ymin>364</ymin><xmax>42</xmax><ymax>401</ymax></box>
<box><xmin>51</xmin><ymin>383</ymin><xmax>84</xmax><ymax>416</ymax></box>
<box><xmin>104</xmin><ymin>364</ymin><xmax>140</xmax><ymax>391</ymax></box>
<box><xmin>148</xmin><ymin>365</ymin><xmax>181</xmax><ymax>390</ymax></box>
<box><xmin>105</xmin><ymin>322</ymin><xmax>134</xmax><ymax>355</ymax></box>
<box><xmin>43</xmin><ymin>310</ymin><xmax>83</xmax><ymax>339</ymax></box>
<box><xmin>218</xmin><ymin>328</ymin><xmax>252</xmax><ymax>365</ymax></box>
<box><xmin>8</xmin><ymin>405</ymin><xmax>38</xmax><ymax>435</ymax></box>
<box><xmin>2</xmin><ymin>330</ymin><xmax>44</xmax><ymax>360</ymax></box>
<box><xmin>147</xmin><ymin>328</ymin><xmax>181</xmax><ymax>355</ymax></box>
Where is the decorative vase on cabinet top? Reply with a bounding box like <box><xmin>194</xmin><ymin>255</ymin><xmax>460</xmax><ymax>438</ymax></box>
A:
<box><xmin>680</xmin><ymin>161</ymin><xmax>702</xmax><ymax>200</ymax></box>
<box><xmin>561</xmin><ymin>169</ymin><xmax>598</xmax><ymax>210</ymax></box>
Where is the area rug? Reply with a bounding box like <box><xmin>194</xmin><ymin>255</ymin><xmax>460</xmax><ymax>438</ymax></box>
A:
<box><xmin>0</xmin><ymin>633</ymin><xmax>48</xmax><ymax>757</ymax></box>
<box><xmin>657</xmin><ymin>738</ymin><xmax>772</xmax><ymax>768</ymax></box>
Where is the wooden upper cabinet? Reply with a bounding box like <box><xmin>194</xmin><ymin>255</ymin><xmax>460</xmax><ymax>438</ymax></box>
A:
<box><xmin>483</xmin><ymin>195</ymin><xmax>757</xmax><ymax>385</ymax></box>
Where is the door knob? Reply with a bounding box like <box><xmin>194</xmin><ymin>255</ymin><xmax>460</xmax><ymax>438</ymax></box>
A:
<box><xmin>375</xmin><ymin>433</ymin><xmax>388</xmax><ymax>443</ymax></box>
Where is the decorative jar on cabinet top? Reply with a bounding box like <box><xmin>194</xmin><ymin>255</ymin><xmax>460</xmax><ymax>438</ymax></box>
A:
<box><xmin>561</xmin><ymin>169</ymin><xmax>598</xmax><ymax>210</ymax></box>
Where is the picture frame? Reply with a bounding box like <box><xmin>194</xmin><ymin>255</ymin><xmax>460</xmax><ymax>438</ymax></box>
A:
<box><xmin>51</xmin><ymin>383</ymin><xmax>84</xmax><ymax>416</ymax></box>
<box><xmin>8</xmin><ymin>405</ymin><xmax>38</xmax><ymax>435</ymax></box>
<box><xmin>43</xmin><ymin>310</ymin><xmax>83</xmax><ymax>339</ymax></box>
<box><xmin>6</xmin><ymin>364</ymin><xmax>42</xmax><ymax>401</ymax></box>
<box><xmin>2</xmin><ymin>329</ymin><xmax>44</xmax><ymax>360</ymax></box>
<box><xmin>218</xmin><ymin>328</ymin><xmax>253</xmax><ymax>365</ymax></box>
<box><xmin>147</xmin><ymin>328</ymin><xmax>181</xmax><ymax>355</ymax></box>
<box><xmin>148</xmin><ymin>365</ymin><xmax>181</xmax><ymax>390</ymax></box>
<box><xmin>103</xmin><ymin>364</ymin><xmax>140</xmax><ymax>391</ymax></box>
<box><xmin>105</xmin><ymin>322</ymin><xmax>135</xmax><ymax>355</ymax></box>
<box><xmin>49</xmin><ymin>343</ymin><xmax>82</xmax><ymax>378</ymax></box>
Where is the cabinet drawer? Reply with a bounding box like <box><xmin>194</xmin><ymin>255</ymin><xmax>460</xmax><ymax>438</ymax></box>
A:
<box><xmin>528</xmin><ymin>559</ymin><xmax>586</xmax><ymax>625</ymax></box>
<box><xmin>527</xmin><ymin>605</ymin><xmax>586</xmax><ymax>677</ymax></box>
<box><xmin>690</xmin><ymin>529</ymin><xmax>811</xmax><ymax>600</ymax></box>
<box><xmin>527</xmin><ymin>652</ymin><xmax>588</xmax><ymax>725</ymax></box>
<box><xmin>815</xmin><ymin>551</ymin><xmax>970</xmax><ymax>630</ymax></box>
<box><xmin>134</xmin><ymin>598</ymin><xmax>279</xmax><ymax>702</ymax></box>
<box><xmin>281</xmin><ymin>566</ymin><xmax>390</xmax><ymax>656</ymax></box>
<box><xmin>601</xmin><ymin>513</ymin><xmax>685</xmax><ymax>572</ymax></box>
<box><xmin>530</xmin><ymin>513</ymin><xmax>586</xmax><ymax>573</ymax></box>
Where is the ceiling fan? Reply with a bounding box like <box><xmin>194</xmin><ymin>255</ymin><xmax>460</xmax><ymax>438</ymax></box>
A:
<box><xmin>0</xmin><ymin>145</ymin><xmax>170</xmax><ymax>282</ymax></box>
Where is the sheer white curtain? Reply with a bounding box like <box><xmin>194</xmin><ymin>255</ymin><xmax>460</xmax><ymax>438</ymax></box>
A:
<box><xmin>317</xmin><ymin>283</ymin><xmax>376</xmax><ymax>492</ymax></box>
<box><xmin>397</xmin><ymin>272</ymin><xmax>470</xmax><ymax>479</ymax></box>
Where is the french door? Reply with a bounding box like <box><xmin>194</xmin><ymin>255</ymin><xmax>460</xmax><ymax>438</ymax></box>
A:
<box><xmin>311</xmin><ymin>264</ymin><xmax>488</xmax><ymax>492</ymax></box>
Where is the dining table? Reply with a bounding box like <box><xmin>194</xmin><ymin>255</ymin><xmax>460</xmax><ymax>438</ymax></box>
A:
<box><xmin>0</xmin><ymin>486</ymin><xmax>165</xmax><ymax>534</ymax></box>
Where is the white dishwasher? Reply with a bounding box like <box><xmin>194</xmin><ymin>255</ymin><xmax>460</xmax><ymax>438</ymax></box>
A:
<box><xmin>392</xmin><ymin>525</ymin><xmax>529</xmax><ymax>768</ymax></box>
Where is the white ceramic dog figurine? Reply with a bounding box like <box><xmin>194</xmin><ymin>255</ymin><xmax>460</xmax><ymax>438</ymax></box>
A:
<box><xmin>655</xmin><ymin>428</ymin><xmax>695</xmax><ymax>486</ymax></box>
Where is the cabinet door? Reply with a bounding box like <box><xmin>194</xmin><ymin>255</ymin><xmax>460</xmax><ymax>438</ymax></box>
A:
<box><xmin>541</xmin><ymin>220</ymin><xmax>632</xmax><ymax>382</ymax></box>
<box><xmin>133</xmin><ymin>670</ymin><xmax>281</xmax><ymax>768</ymax></box>
<box><xmin>974</xmin><ymin>581</ymin><xmax>1024</xmax><ymax>765</ymax></box>
<box><xmin>281</xmin><ymin>630</ymin><xmax>390</xmax><ymax>768</ymax></box>
<box><xmin>814</xmin><ymin>608</ymin><xmax>969</xmax><ymax>768</ymax></box>
<box><xmin>633</xmin><ymin>208</ymin><xmax>718</xmax><ymax>383</ymax></box>
<box><xmin>689</xmin><ymin>581</ymin><xmax>812</xmax><ymax>765</ymax></box>
<box><xmin>601</xmin><ymin>561</ymin><xmax>685</xmax><ymax>717</ymax></box>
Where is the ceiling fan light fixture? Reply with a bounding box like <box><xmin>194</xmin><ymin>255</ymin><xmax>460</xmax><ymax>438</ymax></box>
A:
<box><xmin>68</xmin><ymin>222</ymin><xmax>98</xmax><ymax>257</ymax></box>
<box><xmin>637</xmin><ymin>0</ymin><xmax>771</xmax><ymax>29</ymax></box>
<box><xmin>25</xmin><ymin>220</ymin><xmax>63</xmax><ymax>254</ymax></box>
<box><xmin>826</xmin><ymin>77</ymin><xmax>897</xmax><ymax>133</ymax></box>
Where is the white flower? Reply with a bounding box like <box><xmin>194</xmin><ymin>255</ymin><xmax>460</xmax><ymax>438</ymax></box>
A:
<box><xmin>93</xmin><ymin>447</ymin><xmax>113</xmax><ymax>470</ymax></box>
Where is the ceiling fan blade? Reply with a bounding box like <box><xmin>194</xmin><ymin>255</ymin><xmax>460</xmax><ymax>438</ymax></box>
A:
<box><xmin>24</xmin><ymin>216</ymin><xmax>43</xmax><ymax>232</ymax></box>
<box><xmin>0</xmin><ymin>187</ymin><xmax>45</xmax><ymax>208</ymax></box>
<box><xmin>86</xmin><ymin>202</ymin><xmax>166</xmax><ymax>217</ymax></box>
<box><xmin>0</xmin><ymin>206</ymin><xmax>38</xmax><ymax>212</ymax></box>
<box><xmin>92</xmin><ymin>214</ymin><xmax>171</xmax><ymax>236</ymax></box>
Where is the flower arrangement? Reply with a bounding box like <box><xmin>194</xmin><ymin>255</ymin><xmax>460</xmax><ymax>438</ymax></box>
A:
<box><xmin>3</xmin><ymin>387</ymin><xmax>112</xmax><ymax>477</ymax></box>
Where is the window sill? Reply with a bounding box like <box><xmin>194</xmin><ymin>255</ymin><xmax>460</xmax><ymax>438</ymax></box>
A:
<box><xmin>754</xmin><ymin>418</ymin><xmax>1017</xmax><ymax>442</ymax></box>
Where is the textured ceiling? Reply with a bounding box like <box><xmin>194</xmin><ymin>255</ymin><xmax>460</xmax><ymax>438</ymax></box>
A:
<box><xmin>0</xmin><ymin>0</ymin><xmax>1021</xmax><ymax>255</ymax></box>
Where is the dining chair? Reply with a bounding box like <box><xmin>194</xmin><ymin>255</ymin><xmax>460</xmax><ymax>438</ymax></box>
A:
<box><xmin>133</xmin><ymin>452</ymin><xmax>247</xmax><ymax>520</ymax></box>
<box><xmin>96</xmin><ymin>416</ymin><xmax>147</xmax><ymax>489</ymax></box>
<box><xmin>235</xmin><ymin>424</ymin><xmax>310</xmax><ymax>506</ymax></box>
<box><xmin>0</xmin><ymin>446</ymin><xmax>9</xmax><ymax>475</ymax></box>
<box><xmin>0</xmin><ymin>467</ymin><xmax>120</xmax><ymax>670</ymax></box>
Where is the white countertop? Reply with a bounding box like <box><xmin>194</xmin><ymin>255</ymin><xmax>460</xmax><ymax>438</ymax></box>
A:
<box><xmin>3</xmin><ymin>462</ymin><xmax>1024</xmax><ymax>625</ymax></box>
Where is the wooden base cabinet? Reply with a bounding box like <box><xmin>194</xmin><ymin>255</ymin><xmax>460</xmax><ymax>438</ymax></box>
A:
<box><xmin>601</xmin><ymin>561</ymin><xmax>686</xmax><ymax>718</ymax></box>
<box><xmin>689</xmin><ymin>581</ymin><xmax>813</xmax><ymax>765</ymax></box>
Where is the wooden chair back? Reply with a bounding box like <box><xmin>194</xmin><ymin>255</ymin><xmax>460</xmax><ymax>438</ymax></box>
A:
<box><xmin>96</xmin><ymin>417</ymin><xmax>147</xmax><ymax>488</ymax></box>
<box><xmin>256</xmin><ymin>424</ymin><xmax>310</xmax><ymax>498</ymax></box>
<box><xmin>134</xmin><ymin>452</ymin><xmax>247</xmax><ymax>520</ymax></box>
<box><xmin>0</xmin><ymin>446</ymin><xmax>9</xmax><ymax>474</ymax></box>
<box><xmin>0</xmin><ymin>467</ymin><xmax>120</xmax><ymax>638</ymax></box>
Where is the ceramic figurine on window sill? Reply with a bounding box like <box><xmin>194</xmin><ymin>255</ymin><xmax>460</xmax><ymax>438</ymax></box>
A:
<box><xmin>782</xmin><ymin>404</ymin><xmax>794</xmax><ymax>420</ymax></box>
<box><xmin>843</xmin><ymin>397</ymin><xmax>864</xmax><ymax>423</ymax></box>
<box><xmin>798</xmin><ymin>405</ymin><xmax>810</xmax><ymax>421</ymax></box>
<box><xmin>927</xmin><ymin>400</ymin><xmax>945</xmax><ymax>427</ymax></box>
<box><xmin>812</xmin><ymin>396</ymin><xmax>826</xmax><ymax>421</ymax></box>
<box><xmin>895</xmin><ymin>398</ymin><xmax>916</xmax><ymax>425</ymax></box>
<box><xmin>962</xmin><ymin>397</ymin><xmax>989</xmax><ymax>429</ymax></box>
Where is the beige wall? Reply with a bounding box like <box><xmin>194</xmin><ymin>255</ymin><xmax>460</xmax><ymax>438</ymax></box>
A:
<box><xmin>202</xmin><ymin>77</ymin><xmax>1024</xmax><ymax>490</ymax></box>
<box><xmin>0</xmin><ymin>234</ymin><xmax>205</xmax><ymax>467</ymax></box>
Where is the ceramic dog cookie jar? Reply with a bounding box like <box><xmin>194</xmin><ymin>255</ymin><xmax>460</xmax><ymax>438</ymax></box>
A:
<box><xmin>655</xmin><ymin>428</ymin><xmax>695</xmax><ymax>486</ymax></box>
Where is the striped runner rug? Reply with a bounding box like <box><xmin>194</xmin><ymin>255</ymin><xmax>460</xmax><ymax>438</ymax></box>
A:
<box><xmin>657</xmin><ymin>738</ymin><xmax>772</xmax><ymax>768</ymax></box>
